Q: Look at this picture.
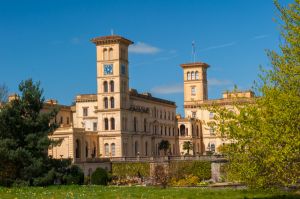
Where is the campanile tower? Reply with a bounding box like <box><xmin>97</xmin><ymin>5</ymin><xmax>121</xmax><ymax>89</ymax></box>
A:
<box><xmin>180</xmin><ymin>62</ymin><xmax>209</xmax><ymax>105</ymax></box>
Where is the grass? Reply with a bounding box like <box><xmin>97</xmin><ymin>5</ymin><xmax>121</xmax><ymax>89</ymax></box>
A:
<box><xmin>0</xmin><ymin>186</ymin><xmax>299</xmax><ymax>199</ymax></box>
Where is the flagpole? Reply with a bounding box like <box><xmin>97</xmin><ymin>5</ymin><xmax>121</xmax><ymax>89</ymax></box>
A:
<box><xmin>192</xmin><ymin>40</ymin><xmax>196</xmax><ymax>63</ymax></box>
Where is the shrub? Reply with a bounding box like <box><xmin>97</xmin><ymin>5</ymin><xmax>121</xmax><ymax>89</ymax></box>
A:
<box><xmin>170</xmin><ymin>175</ymin><xmax>199</xmax><ymax>186</ymax></box>
<box><xmin>91</xmin><ymin>168</ymin><xmax>108</xmax><ymax>185</ymax></box>
<box><xmin>12</xmin><ymin>179</ymin><xmax>30</xmax><ymax>187</ymax></box>
<box><xmin>63</xmin><ymin>165</ymin><xmax>84</xmax><ymax>185</ymax></box>
<box><xmin>112</xmin><ymin>162</ymin><xmax>150</xmax><ymax>178</ymax></box>
<box><xmin>33</xmin><ymin>169</ymin><xmax>56</xmax><ymax>186</ymax></box>
<box><xmin>154</xmin><ymin>165</ymin><xmax>168</xmax><ymax>188</ymax></box>
<box><xmin>169</xmin><ymin>161</ymin><xmax>211</xmax><ymax>181</ymax></box>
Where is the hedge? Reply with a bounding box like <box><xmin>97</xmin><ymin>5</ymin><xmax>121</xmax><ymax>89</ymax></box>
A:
<box><xmin>169</xmin><ymin>161</ymin><xmax>211</xmax><ymax>180</ymax></box>
<box><xmin>112</xmin><ymin>162</ymin><xmax>150</xmax><ymax>178</ymax></box>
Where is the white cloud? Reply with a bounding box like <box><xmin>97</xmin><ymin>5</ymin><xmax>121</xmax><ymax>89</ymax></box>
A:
<box><xmin>199</xmin><ymin>41</ymin><xmax>237</xmax><ymax>52</ymax></box>
<box><xmin>251</xmin><ymin>34</ymin><xmax>269</xmax><ymax>40</ymax></box>
<box><xmin>151</xmin><ymin>79</ymin><xmax>232</xmax><ymax>94</ymax></box>
<box><xmin>154</xmin><ymin>54</ymin><xmax>178</xmax><ymax>61</ymax></box>
<box><xmin>129</xmin><ymin>42</ymin><xmax>161</xmax><ymax>54</ymax></box>
<box><xmin>208</xmin><ymin>78</ymin><xmax>232</xmax><ymax>86</ymax></box>
<box><xmin>151</xmin><ymin>84</ymin><xmax>183</xmax><ymax>94</ymax></box>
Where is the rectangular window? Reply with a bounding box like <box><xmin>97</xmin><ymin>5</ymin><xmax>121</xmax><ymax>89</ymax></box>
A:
<box><xmin>209</xmin><ymin>127</ymin><xmax>215</xmax><ymax>135</ymax></box>
<box><xmin>192</xmin><ymin>111</ymin><xmax>196</xmax><ymax>118</ymax></box>
<box><xmin>67</xmin><ymin>117</ymin><xmax>69</xmax><ymax>125</ymax></box>
<box><xmin>209</xmin><ymin>112</ymin><xmax>214</xmax><ymax>119</ymax></box>
<box><xmin>93</xmin><ymin>122</ymin><xmax>97</xmax><ymax>131</ymax></box>
<box><xmin>191</xmin><ymin>87</ymin><xmax>196</xmax><ymax>96</ymax></box>
<box><xmin>83</xmin><ymin>107</ymin><xmax>88</xmax><ymax>116</ymax></box>
<box><xmin>121</xmin><ymin>64</ymin><xmax>126</xmax><ymax>75</ymax></box>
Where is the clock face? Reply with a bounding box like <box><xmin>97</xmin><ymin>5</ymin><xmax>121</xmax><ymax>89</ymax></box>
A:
<box><xmin>104</xmin><ymin>64</ymin><xmax>113</xmax><ymax>75</ymax></box>
<box><xmin>121</xmin><ymin>64</ymin><xmax>126</xmax><ymax>75</ymax></box>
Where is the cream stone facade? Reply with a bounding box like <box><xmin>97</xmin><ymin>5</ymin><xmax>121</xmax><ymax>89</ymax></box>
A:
<box><xmin>180</xmin><ymin>63</ymin><xmax>255</xmax><ymax>154</ymax></box>
<box><xmin>47</xmin><ymin>34</ymin><xmax>254</xmax><ymax>163</ymax></box>
<box><xmin>48</xmin><ymin>35</ymin><xmax>203</xmax><ymax>163</ymax></box>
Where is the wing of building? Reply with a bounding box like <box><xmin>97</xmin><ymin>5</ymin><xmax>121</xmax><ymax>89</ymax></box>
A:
<box><xmin>45</xmin><ymin>34</ymin><xmax>255</xmax><ymax>163</ymax></box>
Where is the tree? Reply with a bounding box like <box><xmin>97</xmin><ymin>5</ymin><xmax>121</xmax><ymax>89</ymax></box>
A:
<box><xmin>0</xmin><ymin>79</ymin><xmax>59</xmax><ymax>186</ymax></box>
<box><xmin>183</xmin><ymin>141</ymin><xmax>193</xmax><ymax>155</ymax></box>
<box><xmin>158</xmin><ymin>140</ymin><xmax>170</xmax><ymax>155</ymax></box>
<box><xmin>211</xmin><ymin>0</ymin><xmax>300</xmax><ymax>188</ymax></box>
<box><xmin>0</xmin><ymin>84</ymin><xmax>8</xmax><ymax>104</ymax></box>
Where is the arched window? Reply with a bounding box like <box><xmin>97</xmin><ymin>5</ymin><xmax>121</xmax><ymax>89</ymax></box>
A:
<box><xmin>110</xmin><ymin>80</ymin><xmax>114</xmax><ymax>92</ymax></box>
<box><xmin>165</xmin><ymin>126</ymin><xmax>167</xmax><ymax>135</ymax></box>
<box><xmin>211</xmin><ymin>143</ymin><xmax>215</xmax><ymax>152</ymax></box>
<box><xmin>187</xmin><ymin>72</ymin><xmax>191</xmax><ymax>80</ymax></box>
<box><xmin>85</xmin><ymin>141</ymin><xmax>88</xmax><ymax>158</ymax></box>
<box><xmin>109</xmin><ymin>48</ymin><xmax>113</xmax><ymax>60</ymax></box>
<box><xmin>195</xmin><ymin>71</ymin><xmax>199</xmax><ymax>79</ymax></box>
<box><xmin>103</xmin><ymin>48</ymin><xmax>108</xmax><ymax>60</ymax></box>
<box><xmin>134</xmin><ymin>141</ymin><xmax>139</xmax><ymax>156</ymax></box>
<box><xmin>144</xmin><ymin>118</ymin><xmax>147</xmax><ymax>132</ymax></box>
<box><xmin>111</xmin><ymin>118</ymin><xmax>115</xmax><ymax>130</ymax></box>
<box><xmin>92</xmin><ymin>142</ymin><xmax>96</xmax><ymax>158</ymax></box>
<box><xmin>104</xmin><ymin>143</ymin><xmax>109</xmax><ymax>156</ymax></box>
<box><xmin>169</xmin><ymin>127</ymin><xmax>171</xmax><ymax>136</ymax></box>
<box><xmin>111</xmin><ymin>143</ymin><xmax>115</xmax><ymax>156</ymax></box>
<box><xmin>103</xmin><ymin>81</ymin><xmax>108</xmax><ymax>92</ymax></box>
<box><xmin>104</xmin><ymin>97</ymin><xmax>108</xmax><ymax>109</ymax></box>
<box><xmin>145</xmin><ymin>142</ymin><xmax>148</xmax><ymax>156</ymax></box>
<box><xmin>192</xmin><ymin>125</ymin><xmax>194</xmax><ymax>136</ymax></box>
<box><xmin>110</xmin><ymin>97</ymin><xmax>115</xmax><ymax>108</ymax></box>
<box><xmin>75</xmin><ymin>139</ymin><xmax>81</xmax><ymax>158</ymax></box>
<box><xmin>104</xmin><ymin>118</ymin><xmax>109</xmax><ymax>130</ymax></box>
<box><xmin>180</xmin><ymin>125</ymin><xmax>185</xmax><ymax>136</ymax></box>
<box><xmin>191</xmin><ymin>71</ymin><xmax>195</xmax><ymax>80</ymax></box>
<box><xmin>134</xmin><ymin>117</ymin><xmax>137</xmax><ymax>132</ymax></box>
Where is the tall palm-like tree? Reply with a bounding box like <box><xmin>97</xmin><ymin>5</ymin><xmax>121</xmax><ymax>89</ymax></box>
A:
<box><xmin>158</xmin><ymin>140</ymin><xmax>170</xmax><ymax>156</ymax></box>
<box><xmin>183</xmin><ymin>141</ymin><xmax>193</xmax><ymax>155</ymax></box>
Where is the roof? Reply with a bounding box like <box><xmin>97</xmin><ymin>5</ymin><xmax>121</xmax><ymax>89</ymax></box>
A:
<box><xmin>75</xmin><ymin>94</ymin><xmax>97</xmax><ymax>102</ymax></box>
<box><xmin>184</xmin><ymin>97</ymin><xmax>256</xmax><ymax>108</ymax></box>
<box><xmin>43</xmin><ymin>102</ymin><xmax>71</xmax><ymax>111</ymax></box>
<box><xmin>129</xmin><ymin>89</ymin><xmax>176</xmax><ymax>106</ymax></box>
<box><xmin>91</xmin><ymin>35</ymin><xmax>134</xmax><ymax>46</ymax></box>
<box><xmin>180</xmin><ymin>62</ymin><xmax>209</xmax><ymax>69</ymax></box>
<box><xmin>177</xmin><ymin>117</ymin><xmax>200</xmax><ymax>123</ymax></box>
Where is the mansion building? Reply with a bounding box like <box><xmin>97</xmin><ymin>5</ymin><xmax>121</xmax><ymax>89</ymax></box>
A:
<box><xmin>45</xmin><ymin>35</ymin><xmax>254</xmax><ymax>162</ymax></box>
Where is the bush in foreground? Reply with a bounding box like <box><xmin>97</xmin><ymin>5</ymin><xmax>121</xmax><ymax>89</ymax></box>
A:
<box><xmin>63</xmin><ymin>165</ymin><xmax>84</xmax><ymax>185</ymax></box>
<box><xmin>91</xmin><ymin>168</ymin><xmax>108</xmax><ymax>185</ymax></box>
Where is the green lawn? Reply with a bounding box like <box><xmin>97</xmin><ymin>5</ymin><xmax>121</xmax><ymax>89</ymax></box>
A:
<box><xmin>0</xmin><ymin>186</ymin><xmax>298</xmax><ymax>199</ymax></box>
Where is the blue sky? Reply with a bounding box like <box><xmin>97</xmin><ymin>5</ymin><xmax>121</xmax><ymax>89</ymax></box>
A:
<box><xmin>0</xmin><ymin>0</ymin><xmax>290</xmax><ymax>114</ymax></box>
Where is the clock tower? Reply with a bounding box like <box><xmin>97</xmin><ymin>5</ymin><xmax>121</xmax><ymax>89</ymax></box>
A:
<box><xmin>91</xmin><ymin>35</ymin><xmax>133</xmax><ymax>155</ymax></box>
